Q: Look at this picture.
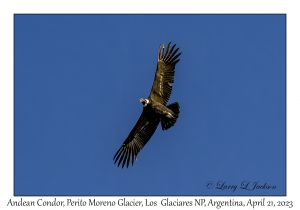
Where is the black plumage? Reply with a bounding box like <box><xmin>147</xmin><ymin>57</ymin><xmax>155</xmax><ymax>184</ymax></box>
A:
<box><xmin>113</xmin><ymin>42</ymin><xmax>181</xmax><ymax>168</ymax></box>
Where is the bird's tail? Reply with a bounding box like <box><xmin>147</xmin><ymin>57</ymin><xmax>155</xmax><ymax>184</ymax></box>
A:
<box><xmin>161</xmin><ymin>102</ymin><xmax>180</xmax><ymax>131</ymax></box>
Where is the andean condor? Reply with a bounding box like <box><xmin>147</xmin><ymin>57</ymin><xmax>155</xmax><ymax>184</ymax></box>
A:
<box><xmin>113</xmin><ymin>42</ymin><xmax>181</xmax><ymax>168</ymax></box>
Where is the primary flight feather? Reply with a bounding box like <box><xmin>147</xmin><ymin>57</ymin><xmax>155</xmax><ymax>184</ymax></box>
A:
<box><xmin>113</xmin><ymin>42</ymin><xmax>181</xmax><ymax>168</ymax></box>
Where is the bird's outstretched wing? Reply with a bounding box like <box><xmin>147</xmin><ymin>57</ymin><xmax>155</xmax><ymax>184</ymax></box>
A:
<box><xmin>149</xmin><ymin>42</ymin><xmax>181</xmax><ymax>105</ymax></box>
<box><xmin>113</xmin><ymin>107</ymin><xmax>160</xmax><ymax>168</ymax></box>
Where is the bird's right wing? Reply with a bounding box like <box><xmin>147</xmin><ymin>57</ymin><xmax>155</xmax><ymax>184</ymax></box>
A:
<box><xmin>113</xmin><ymin>107</ymin><xmax>160</xmax><ymax>168</ymax></box>
<box><xmin>149</xmin><ymin>42</ymin><xmax>181</xmax><ymax>105</ymax></box>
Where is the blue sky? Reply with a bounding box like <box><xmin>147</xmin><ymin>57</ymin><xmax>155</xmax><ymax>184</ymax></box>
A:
<box><xmin>14</xmin><ymin>14</ymin><xmax>286</xmax><ymax>196</ymax></box>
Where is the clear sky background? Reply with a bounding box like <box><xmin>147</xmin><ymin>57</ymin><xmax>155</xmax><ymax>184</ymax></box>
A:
<box><xmin>14</xmin><ymin>14</ymin><xmax>285</xmax><ymax>196</ymax></box>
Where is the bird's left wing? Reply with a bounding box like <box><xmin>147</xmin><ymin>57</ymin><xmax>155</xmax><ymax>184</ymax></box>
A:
<box><xmin>113</xmin><ymin>107</ymin><xmax>160</xmax><ymax>168</ymax></box>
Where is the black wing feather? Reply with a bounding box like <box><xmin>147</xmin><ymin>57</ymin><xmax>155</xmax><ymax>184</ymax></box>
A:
<box><xmin>113</xmin><ymin>107</ymin><xmax>160</xmax><ymax>168</ymax></box>
<box><xmin>149</xmin><ymin>42</ymin><xmax>181</xmax><ymax>105</ymax></box>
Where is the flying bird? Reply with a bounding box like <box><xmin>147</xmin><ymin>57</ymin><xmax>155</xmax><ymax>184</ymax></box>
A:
<box><xmin>113</xmin><ymin>42</ymin><xmax>181</xmax><ymax>168</ymax></box>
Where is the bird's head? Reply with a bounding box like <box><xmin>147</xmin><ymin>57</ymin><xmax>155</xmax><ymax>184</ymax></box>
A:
<box><xmin>140</xmin><ymin>98</ymin><xmax>150</xmax><ymax>107</ymax></box>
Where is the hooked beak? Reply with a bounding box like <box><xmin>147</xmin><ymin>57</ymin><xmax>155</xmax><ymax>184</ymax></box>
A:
<box><xmin>140</xmin><ymin>98</ymin><xmax>149</xmax><ymax>107</ymax></box>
